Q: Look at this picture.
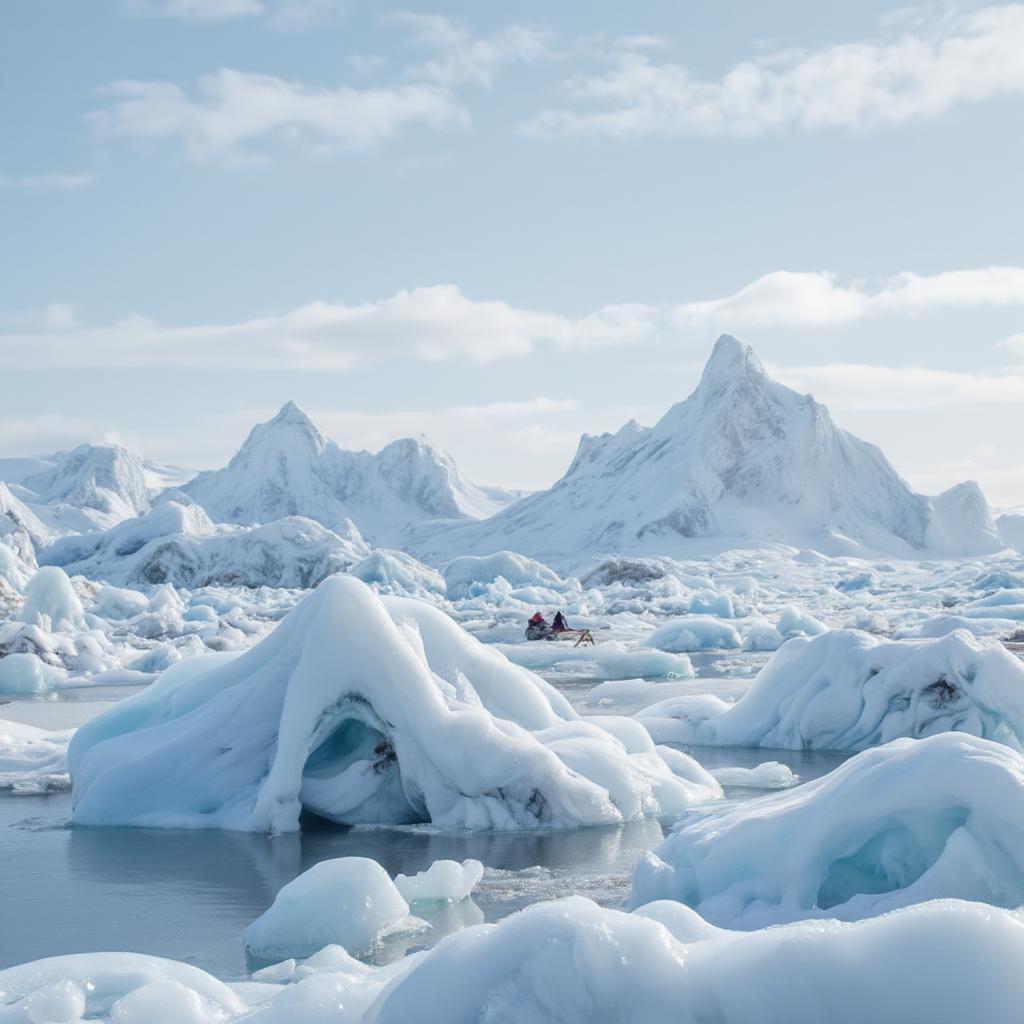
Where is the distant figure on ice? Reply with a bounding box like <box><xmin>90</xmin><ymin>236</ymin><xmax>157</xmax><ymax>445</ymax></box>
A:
<box><xmin>551</xmin><ymin>610</ymin><xmax>570</xmax><ymax>634</ymax></box>
<box><xmin>526</xmin><ymin>612</ymin><xmax>552</xmax><ymax>640</ymax></box>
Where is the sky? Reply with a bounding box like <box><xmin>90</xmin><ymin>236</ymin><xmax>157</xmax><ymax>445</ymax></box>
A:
<box><xmin>2</xmin><ymin>0</ymin><xmax>1024</xmax><ymax>506</ymax></box>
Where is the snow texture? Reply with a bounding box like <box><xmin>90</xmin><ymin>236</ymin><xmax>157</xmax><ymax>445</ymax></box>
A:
<box><xmin>412</xmin><ymin>336</ymin><xmax>1001</xmax><ymax>567</ymax></box>
<box><xmin>244</xmin><ymin>857</ymin><xmax>421</xmax><ymax>960</ymax></box>
<box><xmin>6</xmin><ymin>897</ymin><xmax>1024</xmax><ymax>1023</ymax></box>
<box><xmin>631</xmin><ymin>734</ymin><xmax>1024</xmax><ymax>927</ymax></box>
<box><xmin>636</xmin><ymin>628</ymin><xmax>1024</xmax><ymax>751</ymax></box>
<box><xmin>394</xmin><ymin>859</ymin><xmax>484</xmax><ymax>905</ymax></box>
<box><xmin>68</xmin><ymin>575</ymin><xmax>719</xmax><ymax>832</ymax></box>
<box><xmin>41</xmin><ymin>502</ymin><xmax>369</xmax><ymax>589</ymax></box>
<box><xmin>180</xmin><ymin>402</ymin><xmax>513</xmax><ymax>545</ymax></box>
<box><xmin>0</xmin><ymin>718</ymin><xmax>72</xmax><ymax>793</ymax></box>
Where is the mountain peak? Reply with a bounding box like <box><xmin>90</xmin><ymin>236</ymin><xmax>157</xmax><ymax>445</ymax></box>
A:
<box><xmin>699</xmin><ymin>335</ymin><xmax>766</xmax><ymax>386</ymax></box>
<box><xmin>269</xmin><ymin>401</ymin><xmax>317</xmax><ymax>430</ymax></box>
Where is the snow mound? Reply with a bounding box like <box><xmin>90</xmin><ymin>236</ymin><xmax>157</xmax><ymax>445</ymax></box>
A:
<box><xmin>180</xmin><ymin>402</ymin><xmax>511</xmax><ymax>544</ymax></box>
<box><xmin>17</xmin><ymin>566</ymin><xmax>86</xmax><ymax>631</ymax></box>
<box><xmin>0</xmin><ymin>719</ymin><xmax>72</xmax><ymax>793</ymax></box>
<box><xmin>42</xmin><ymin>502</ymin><xmax>369</xmax><ymax>588</ymax></box>
<box><xmin>997</xmin><ymin>510</ymin><xmax>1024</xmax><ymax>551</ymax></box>
<box><xmin>0</xmin><ymin>652</ymin><xmax>68</xmax><ymax>695</ymax></box>
<box><xmin>443</xmin><ymin>550</ymin><xmax>565</xmax><ymax>600</ymax></box>
<box><xmin>631</xmin><ymin>734</ymin><xmax>1024</xmax><ymax>927</ymax></box>
<box><xmin>348</xmin><ymin>548</ymin><xmax>445</xmax><ymax>599</ymax></box>
<box><xmin>413</xmin><ymin>336</ymin><xmax>1001</xmax><ymax>565</ymax></box>
<box><xmin>5</xmin><ymin>896</ymin><xmax>1024</xmax><ymax>1023</ymax></box>
<box><xmin>0</xmin><ymin>952</ymin><xmax>246</xmax><ymax>1024</ymax></box>
<box><xmin>244</xmin><ymin>857</ymin><xmax>421</xmax><ymax>960</ymax></box>
<box><xmin>647</xmin><ymin>615</ymin><xmax>741</xmax><ymax>652</ymax></box>
<box><xmin>636</xmin><ymin>628</ymin><xmax>1024</xmax><ymax>751</ymax></box>
<box><xmin>394</xmin><ymin>859</ymin><xmax>483</xmax><ymax>905</ymax></box>
<box><xmin>69</xmin><ymin>576</ymin><xmax>718</xmax><ymax>832</ymax></box>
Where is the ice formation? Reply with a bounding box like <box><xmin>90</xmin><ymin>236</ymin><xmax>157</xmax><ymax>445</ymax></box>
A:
<box><xmin>42</xmin><ymin>502</ymin><xmax>369</xmax><ymax>588</ymax></box>
<box><xmin>244</xmin><ymin>857</ymin><xmax>422</xmax><ymax>960</ymax></box>
<box><xmin>348</xmin><ymin>548</ymin><xmax>446</xmax><ymax>600</ymax></box>
<box><xmin>647</xmin><ymin>615</ymin><xmax>741</xmax><ymax>652</ymax></box>
<box><xmin>393</xmin><ymin>859</ymin><xmax>483</xmax><ymax>905</ymax></box>
<box><xmin>5</xmin><ymin>897</ymin><xmax>1024</xmax><ymax>1022</ymax></box>
<box><xmin>17</xmin><ymin>566</ymin><xmax>86</xmax><ymax>631</ymax></box>
<box><xmin>0</xmin><ymin>719</ymin><xmax>71</xmax><ymax>793</ymax></box>
<box><xmin>69</xmin><ymin>576</ymin><xmax>719</xmax><ymax>832</ymax></box>
<box><xmin>631</xmin><ymin>734</ymin><xmax>1024</xmax><ymax>927</ymax></box>
<box><xmin>636</xmin><ymin>628</ymin><xmax>1024</xmax><ymax>751</ymax></box>
<box><xmin>443</xmin><ymin>551</ymin><xmax>565</xmax><ymax>600</ymax></box>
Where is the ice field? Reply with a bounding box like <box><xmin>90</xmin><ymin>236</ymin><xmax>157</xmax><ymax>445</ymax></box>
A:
<box><xmin>4</xmin><ymin>341</ymin><xmax>1024</xmax><ymax>1021</ymax></box>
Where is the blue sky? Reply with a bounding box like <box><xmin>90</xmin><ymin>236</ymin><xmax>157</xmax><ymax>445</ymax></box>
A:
<box><xmin>3</xmin><ymin>0</ymin><xmax>1024</xmax><ymax>504</ymax></box>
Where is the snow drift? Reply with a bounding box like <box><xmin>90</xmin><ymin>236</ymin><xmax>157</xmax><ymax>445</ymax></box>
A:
<box><xmin>631</xmin><ymin>734</ymin><xmax>1024</xmax><ymax>927</ymax></box>
<box><xmin>68</xmin><ymin>576</ymin><xmax>719</xmax><ymax>832</ymax></box>
<box><xmin>636</xmin><ymin>628</ymin><xmax>1024</xmax><ymax>751</ymax></box>
<box><xmin>413</xmin><ymin>336</ymin><xmax>1000</xmax><ymax>565</ymax></box>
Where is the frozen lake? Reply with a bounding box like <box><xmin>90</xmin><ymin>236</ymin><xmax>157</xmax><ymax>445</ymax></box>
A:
<box><xmin>0</xmin><ymin>677</ymin><xmax>846</xmax><ymax>978</ymax></box>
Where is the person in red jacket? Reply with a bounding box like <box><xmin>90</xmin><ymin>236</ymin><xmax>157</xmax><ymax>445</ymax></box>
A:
<box><xmin>525</xmin><ymin>612</ymin><xmax>552</xmax><ymax>640</ymax></box>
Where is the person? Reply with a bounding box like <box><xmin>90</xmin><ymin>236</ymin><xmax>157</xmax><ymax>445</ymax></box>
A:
<box><xmin>551</xmin><ymin>610</ymin><xmax>570</xmax><ymax>634</ymax></box>
<box><xmin>526</xmin><ymin>612</ymin><xmax>552</xmax><ymax>641</ymax></box>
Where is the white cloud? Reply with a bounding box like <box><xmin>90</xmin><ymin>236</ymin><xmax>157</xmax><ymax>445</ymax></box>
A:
<box><xmin>0</xmin><ymin>414</ymin><xmax>129</xmax><ymax>455</ymax></box>
<box><xmin>771</xmin><ymin>362</ymin><xmax>1024</xmax><ymax>411</ymax></box>
<box><xmin>0</xmin><ymin>285</ymin><xmax>657</xmax><ymax>371</ymax></box>
<box><xmin>998</xmin><ymin>332</ymin><xmax>1024</xmax><ymax>356</ymax></box>
<box><xmin>675</xmin><ymin>267</ymin><xmax>1024</xmax><ymax>328</ymax></box>
<box><xmin>0</xmin><ymin>172</ymin><xmax>93</xmax><ymax>190</ymax></box>
<box><xmin>121</xmin><ymin>0</ymin><xmax>348</xmax><ymax>26</ymax></box>
<box><xmin>87</xmin><ymin>70</ymin><xmax>465</xmax><ymax>165</ymax></box>
<box><xmin>524</xmin><ymin>4</ymin><xmax>1024</xmax><ymax>137</ymax></box>
<box><xmin>0</xmin><ymin>304</ymin><xmax>78</xmax><ymax>331</ymax></box>
<box><xmin>396</xmin><ymin>13</ymin><xmax>557</xmax><ymax>89</ymax></box>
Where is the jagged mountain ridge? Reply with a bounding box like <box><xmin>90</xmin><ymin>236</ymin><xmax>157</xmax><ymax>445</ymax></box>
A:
<box><xmin>410</xmin><ymin>336</ymin><xmax>1001</xmax><ymax>566</ymax></box>
<box><xmin>181</xmin><ymin>401</ymin><xmax>513</xmax><ymax>545</ymax></box>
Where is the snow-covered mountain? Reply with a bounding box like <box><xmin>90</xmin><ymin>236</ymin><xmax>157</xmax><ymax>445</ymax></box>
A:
<box><xmin>413</xmin><ymin>336</ymin><xmax>1002</xmax><ymax>566</ymax></box>
<box><xmin>180</xmin><ymin>401</ymin><xmax>513</xmax><ymax>544</ymax></box>
<box><xmin>41</xmin><ymin>500</ymin><xmax>369</xmax><ymax>589</ymax></box>
<box><xmin>0</xmin><ymin>444</ymin><xmax>152</xmax><ymax>534</ymax></box>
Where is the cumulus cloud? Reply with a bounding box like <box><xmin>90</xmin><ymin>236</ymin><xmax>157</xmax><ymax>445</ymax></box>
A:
<box><xmin>675</xmin><ymin>267</ymin><xmax>1024</xmax><ymax>328</ymax></box>
<box><xmin>90</xmin><ymin>14</ymin><xmax>555</xmax><ymax>163</ymax></box>
<box><xmin>396</xmin><ymin>13</ymin><xmax>557</xmax><ymax>89</ymax></box>
<box><xmin>524</xmin><ymin>4</ymin><xmax>1024</xmax><ymax>137</ymax></box>
<box><xmin>772</xmin><ymin>362</ymin><xmax>1024</xmax><ymax>412</ymax></box>
<box><xmin>87</xmin><ymin>70</ymin><xmax>465</xmax><ymax>165</ymax></box>
<box><xmin>0</xmin><ymin>285</ymin><xmax>657</xmax><ymax>371</ymax></box>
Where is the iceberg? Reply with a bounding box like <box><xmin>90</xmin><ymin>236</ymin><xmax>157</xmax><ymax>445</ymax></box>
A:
<box><xmin>394</xmin><ymin>859</ymin><xmax>483</xmax><ymax>905</ymax></box>
<box><xmin>244</xmin><ymin>857</ymin><xmax>423</xmax><ymax>960</ymax></box>
<box><xmin>69</xmin><ymin>576</ymin><xmax>719</xmax><ymax>832</ymax></box>
<box><xmin>631</xmin><ymin>734</ymin><xmax>1024</xmax><ymax>927</ymax></box>
<box><xmin>647</xmin><ymin>615</ymin><xmax>741</xmax><ymax>652</ymax></box>
<box><xmin>635</xmin><ymin>628</ymin><xmax>1024</xmax><ymax>751</ymax></box>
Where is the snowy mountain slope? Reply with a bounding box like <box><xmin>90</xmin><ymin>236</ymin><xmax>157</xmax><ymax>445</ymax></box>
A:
<box><xmin>180</xmin><ymin>401</ymin><xmax>514</xmax><ymax>544</ymax></box>
<box><xmin>412</xmin><ymin>336</ymin><xmax>1001</xmax><ymax>566</ymax></box>
<box><xmin>40</xmin><ymin>501</ymin><xmax>369</xmax><ymax>589</ymax></box>
<box><xmin>0</xmin><ymin>444</ymin><xmax>152</xmax><ymax>534</ymax></box>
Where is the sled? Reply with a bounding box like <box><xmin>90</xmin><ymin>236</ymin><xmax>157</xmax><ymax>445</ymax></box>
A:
<box><xmin>552</xmin><ymin>628</ymin><xmax>595</xmax><ymax>648</ymax></box>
